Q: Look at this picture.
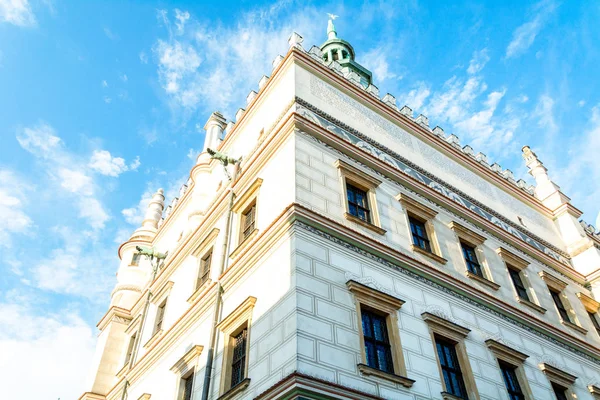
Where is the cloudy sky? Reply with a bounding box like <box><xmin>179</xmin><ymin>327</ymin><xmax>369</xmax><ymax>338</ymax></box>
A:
<box><xmin>1</xmin><ymin>0</ymin><xmax>599</xmax><ymax>398</ymax></box>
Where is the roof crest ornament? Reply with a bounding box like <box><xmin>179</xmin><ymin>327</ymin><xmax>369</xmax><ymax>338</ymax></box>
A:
<box><xmin>327</xmin><ymin>13</ymin><xmax>339</xmax><ymax>40</ymax></box>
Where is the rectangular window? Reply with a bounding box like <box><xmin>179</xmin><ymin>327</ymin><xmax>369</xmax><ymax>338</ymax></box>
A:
<box><xmin>550</xmin><ymin>289</ymin><xmax>571</xmax><ymax>323</ymax></box>
<box><xmin>409</xmin><ymin>216</ymin><xmax>431</xmax><ymax>252</ymax></box>
<box><xmin>197</xmin><ymin>250</ymin><xmax>212</xmax><ymax>290</ymax></box>
<box><xmin>123</xmin><ymin>332</ymin><xmax>137</xmax><ymax>365</ymax></box>
<box><xmin>241</xmin><ymin>203</ymin><xmax>256</xmax><ymax>240</ymax></box>
<box><xmin>346</xmin><ymin>183</ymin><xmax>371</xmax><ymax>223</ymax></box>
<box><xmin>154</xmin><ymin>300</ymin><xmax>167</xmax><ymax>334</ymax></box>
<box><xmin>500</xmin><ymin>361</ymin><xmax>525</xmax><ymax>400</ymax></box>
<box><xmin>230</xmin><ymin>328</ymin><xmax>248</xmax><ymax>387</ymax></box>
<box><xmin>508</xmin><ymin>267</ymin><xmax>530</xmax><ymax>301</ymax></box>
<box><xmin>181</xmin><ymin>372</ymin><xmax>194</xmax><ymax>400</ymax></box>
<box><xmin>461</xmin><ymin>242</ymin><xmax>483</xmax><ymax>277</ymax></box>
<box><xmin>552</xmin><ymin>383</ymin><xmax>568</xmax><ymax>400</ymax></box>
<box><xmin>435</xmin><ymin>336</ymin><xmax>468</xmax><ymax>399</ymax></box>
<box><xmin>589</xmin><ymin>312</ymin><xmax>600</xmax><ymax>335</ymax></box>
<box><xmin>361</xmin><ymin>308</ymin><xmax>394</xmax><ymax>374</ymax></box>
<box><xmin>131</xmin><ymin>253</ymin><xmax>141</xmax><ymax>266</ymax></box>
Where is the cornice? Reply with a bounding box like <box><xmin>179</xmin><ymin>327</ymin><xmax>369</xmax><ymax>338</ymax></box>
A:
<box><xmin>96</xmin><ymin>306</ymin><xmax>132</xmax><ymax>331</ymax></box>
<box><xmin>288</xmin><ymin>48</ymin><xmax>552</xmax><ymax>213</ymax></box>
<box><xmin>292</xmin><ymin>108</ymin><xmax>587</xmax><ymax>286</ymax></box>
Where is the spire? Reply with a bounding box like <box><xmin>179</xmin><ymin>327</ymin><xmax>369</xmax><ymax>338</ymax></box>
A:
<box><xmin>130</xmin><ymin>188</ymin><xmax>165</xmax><ymax>240</ymax></box>
<box><xmin>327</xmin><ymin>13</ymin><xmax>338</xmax><ymax>39</ymax></box>
<box><xmin>522</xmin><ymin>146</ymin><xmax>569</xmax><ymax>209</ymax></box>
<box><xmin>319</xmin><ymin>14</ymin><xmax>372</xmax><ymax>87</ymax></box>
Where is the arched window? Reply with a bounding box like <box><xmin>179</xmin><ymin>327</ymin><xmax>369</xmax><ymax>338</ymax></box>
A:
<box><xmin>323</xmin><ymin>53</ymin><xmax>329</xmax><ymax>62</ymax></box>
<box><xmin>342</xmin><ymin>50</ymin><xmax>349</xmax><ymax>59</ymax></box>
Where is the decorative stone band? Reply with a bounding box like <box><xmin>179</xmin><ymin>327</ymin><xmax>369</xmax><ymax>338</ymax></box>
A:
<box><xmin>295</xmin><ymin>99</ymin><xmax>571</xmax><ymax>266</ymax></box>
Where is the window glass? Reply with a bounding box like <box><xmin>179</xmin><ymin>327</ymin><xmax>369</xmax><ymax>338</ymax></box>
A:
<box><xmin>549</xmin><ymin>289</ymin><xmax>571</xmax><ymax>323</ymax></box>
<box><xmin>241</xmin><ymin>203</ymin><xmax>256</xmax><ymax>240</ymax></box>
<box><xmin>499</xmin><ymin>361</ymin><xmax>525</xmax><ymax>400</ymax></box>
<box><xmin>409</xmin><ymin>216</ymin><xmax>431</xmax><ymax>252</ymax></box>
<box><xmin>361</xmin><ymin>308</ymin><xmax>393</xmax><ymax>373</ymax></box>
<box><xmin>508</xmin><ymin>267</ymin><xmax>530</xmax><ymax>301</ymax></box>
<box><xmin>346</xmin><ymin>183</ymin><xmax>371</xmax><ymax>223</ymax></box>
<box><xmin>231</xmin><ymin>328</ymin><xmax>248</xmax><ymax>387</ymax></box>
<box><xmin>551</xmin><ymin>382</ymin><xmax>568</xmax><ymax>400</ymax></box>
<box><xmin>435</xmin><ymin>336</ymin><xmax>468</xmax><ymax>399</ymax></box>
<box><xmin>461</xmin><ymin>242</ymin><xmax>483</xmax><ymax>276</ymax></box>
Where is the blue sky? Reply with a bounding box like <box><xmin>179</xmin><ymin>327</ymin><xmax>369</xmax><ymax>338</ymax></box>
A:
<box><xmin>1</xmin><ymin>0</ymin><xmax>599</xmax><ymax>398</ymax></box>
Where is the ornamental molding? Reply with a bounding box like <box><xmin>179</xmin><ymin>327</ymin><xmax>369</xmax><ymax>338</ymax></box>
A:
<box><xmin>294</xmin><ymin>98</ymin><xmax>570</xmax><ymax>263</ymax></box>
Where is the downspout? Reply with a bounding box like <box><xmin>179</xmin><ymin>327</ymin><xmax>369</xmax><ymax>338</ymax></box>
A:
<box><xmin>201</xmin><ymin>166</ymin><xmax>238</xmax><ymax>400</ymax></box>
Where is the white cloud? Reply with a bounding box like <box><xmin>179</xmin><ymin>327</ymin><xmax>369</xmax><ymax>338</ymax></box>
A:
<box><xmin>578</xmin><ymin>100</ymin><xmax>585</xmax><ymax>107</ymax></box>
<box><xmin>88</xmin><ymin>150</ymin><xmax>140</xmax><ymax>177</ymax></box>
<box><xmin>533</xmin><ymin>94</ymin><xmax>558</xmax><ymax>133</ymax></box>
<box><xmin>362</xmin><ymin>47</ymin><xmax>400</xmax><ymax>82</ymax></box>
<box><xmin>102</xmin><ymin>80</ymin><xmax>108</xmax><ymax>87</ymax></box>
<box><xmin>0</xmin><ymin>303</ymin><xmax>96</xmax><ymax>400</ymax></box>
<box><xmin>518</xmin><ymin>94</ymin><xmax>529</xmax><ymax>103</ymax></box>
<box><xmin>400</xmin><ymin>81</ymin><xmax>431</xmax><ymax>111</ymax></box>
<box><xmin>174</xmin><ymin>8</ymin><xmax>190</xmax><ymax>35</ymax></box>
<box><xmin>467</xmin><ymin>49</ymin><xmax>490</xmax><ymax>75</ymax></box>
<box><xmin>0</xmin><ymin>0</ymin><xmax>36</xmax><ymax>27</ymax></box>
<box><xmin>121</xmin><ymin>73</ymin><xmax>128</xmax><ymax>82</ymax></box>
<box><xmin>151</xmin><ymin>4</ymin><xmax>322</xmax><ymax>115</ymax></box>
<box><xmin>139</xmin><ymin>51</ymin><xmax>149</xmax><ymax>64</ymax></box>
<box><xmin>16</xmin><ymin>122</ymin><xmax>112</xmax><ymax>229</ymax></box>
<box><xmin>103</xmin><ymin>26</ymin><xmax>119</xmax><ymax>40</ymax></box>
<box><xmin>0</xmin><ymin>169</ymin><xmax>33</xmax><ymax>247</ymax></box>
<box><xmin>122</xmin><ymin>188</ymin><xmax>153</xmax><ymax>225</ymax></box>
<box><xmin>103</xmin><ymin>96</ymin><xmax>112</xmax><ymax>104</ymax></box>
<box><xmin>505</xmin><ymin>0</ymin><xmax>557</xmax><ymax>59</ymax></box>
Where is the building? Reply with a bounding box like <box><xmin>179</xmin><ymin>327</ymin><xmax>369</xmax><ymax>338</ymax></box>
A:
<box><xmin>80</xmin><ymin>19</ymin><xmax>600</xmax><ymax>400</ymax></box>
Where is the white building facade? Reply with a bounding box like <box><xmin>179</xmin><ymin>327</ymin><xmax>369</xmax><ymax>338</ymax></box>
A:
<box><xmin>81</xmin><ymin>21</ymin><xmax>600</xmax><ymax>400</ymax></box>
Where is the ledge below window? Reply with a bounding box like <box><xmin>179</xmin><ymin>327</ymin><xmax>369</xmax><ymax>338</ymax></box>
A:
<box><xmin>344</xmin><ymin>212</ymin><xmax>386</xmax><ymax>235</ymax></box>
<box><xmin>410</xmin><ymin>244</ymin><xmax>448</xmax><ymax>265</ymax></box>
<box><xmin>516</xmin><ymin>296</ymin><xmax>546</xmax><ymax>314</ymax></box>
<box><xmin>466</xmin><ymin>271</ymin><xmax>500</xmax><ymax>291</ymax></box>
<box><xmin>229</xmin><ymin>229</ymin><xmax>258</xmax><ymax>259</ymax></box>
<box><xmin>357</xmin><ymin>364</ymin><xmax>415</xmax><ymax>388</ymax></box>
<box><xmin>441</xmin><ymin>392</ymin><xmax>466</xmax><ymax>400</ymax></box>
<box><xmin>143</xmin><ymin>329</ymin><xmax>163</xmax><ymax>349</ymax></box>
<box><xmin>217</xmin><ymin>378</ymin><xmax>251</xmax><ymax>400</ymax></box>
<box><xmin>561</xmin><ymin>319</ymin><xmax>588</xmax><ymax>335</ymax></box>
<box><xmin>187</xmin><ymin>280</ymin><xmax>215</xmax><ymax>304</ymax></box>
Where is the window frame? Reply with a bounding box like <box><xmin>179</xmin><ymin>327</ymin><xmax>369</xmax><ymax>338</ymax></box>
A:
<box><xmin>346</xmin><ymin>280</ymin><xmax>414</xmax><ymax>387</ymax></box>
<box><xmin>421</xmin><ymin>312</ymin><xmax>479</xmax><ymax>400</ymax></box>
<box><xmin>449</xmin><ymin>222</ymin><xmax>498</xmax><ymax>290</ymax></box>
<box><xmin>398</xmin><ymin>193</ymin><xmax>447</xmax><ymax>264</ymax></box>
<box><xmin>335</xmin><ymin>159</ymin><xmax>385</xmax><ymax>235</ymax></box>
<box><xmin>217</xmin><ymin>296</ymin><xmax>256</xmax><ymax>398</ymax></box>
<box><xmin>539</xmin><ymin>271</ymin><xmax>586</xmax><ymax>334</ymax></box>
<box><xmin>485</xmin><ymin>339</ymin><xmax>533</xmax><ymax>400</ymax></box>
<box><xmin>539</xmin><ymin>363</ymin><xmax>577</xmax><ymax>400</ymax></box>
<box><xmin>230</xmin><ymin>178</ymin><xmax>263</xmax><ymax>259</ymax></box>
<box><xmin>170</xmin><ymin>345</ymin><xmax>203</xmax><ymax>400</ymax></box>
<box><xmin>497</xmin><ymin>248</ymin><xmax>545</xmax><ymax>314</ymax></box>
<box><xmin>188</xmin><ymin>228</ymin><xmax>220</xmax><ymax>303</ymax></box>
<box><xmin>144</xmin><ymin>280</ymin><xmax>174</xmax><ymax>349</ymax></box>
<box><xmin>577</xmin><ymin>292</ymin><xmax>600</xmax><ymax>336</ymax></box>
<box><xmin>130</xmin><ymin>253</ymin><xmax>142</xmax><ymax>266</ymax></box>
<box><xmin>197</xmin><ymin>249</ymin><xmax>213</xmax><ymax>290</ymax></box>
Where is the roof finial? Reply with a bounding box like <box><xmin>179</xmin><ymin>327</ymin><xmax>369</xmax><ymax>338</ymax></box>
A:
<box><xmin>327</xmin><ymin>13</ymin><xmax>338</xmax><ymax>39</ymax></box>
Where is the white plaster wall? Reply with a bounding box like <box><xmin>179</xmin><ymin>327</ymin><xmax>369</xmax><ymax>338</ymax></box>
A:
<box><xmin>293</xmin><ymin>228</ymin><xmax>600</xmax><ymax>400</ymax></box>
<box><xmin>294</xmin><ymin>132</ymin><xmax>600</xmax><ymax>349</ymax></box>
<box><xmin>295</xmin><ymin>67</ymin><xmax>564</xmax><ymax>250</ymax></box>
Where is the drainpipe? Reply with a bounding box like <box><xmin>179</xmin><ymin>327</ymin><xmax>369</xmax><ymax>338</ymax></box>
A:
<box><xmin>201</xmin><ymin>165</ymin><xmax>238</xmax><ymax>400</ymax></box>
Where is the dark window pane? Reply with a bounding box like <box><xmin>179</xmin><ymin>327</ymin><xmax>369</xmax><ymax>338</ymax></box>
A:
<box><xmin>550</xmin><ymin>290</ymin><xmax>571</xmax><ymax>323</ymax></box>
<box><xmin>435</xmin><ymin>337</ymin><xmax>467</xmax><ymax>399</ymax></box>
<box><xmin>241</xmin><ymin>204</ymin><xmax>256</xmax><ymax>240</ymax></box>
<box><xmin>346</xmin><ymin>183</ymin><xmax>371</xmax><ymax>223</ymax></box>
<box><xmin>508</xmin><ymin>267</ymin><xmax>530</xmax><ymax>301</ymax></box>
<box><xmin>500</xmin><ymin>361</ymin><xmax>525</xmax><ymax>400</ymax></box>
<box><xmin>231</xmin><ymin>328</ymin><xmax>248</xmax><ymax>387</ymax></box>
<box><xmin>409</xmin><ymin>216</ymin><xmax>431</xmax><ymax>252</ymax></box>
<box><xmin>182</xmin><ymin>373</ymin><xmax>194</xmax><ymax>400</ymax></box>
<box><xmin>589</xmin><ymin>312</ymin><xmax>600</xmax><ymax>335</ymax></box>
<box><xmin>361</xmin><ymin>308</ymin><xmax>393</xmax><ymax>373</ymax></box>
<box><xmin>552</xmin><ymin>383</ymin><xmax>568</xmax><ymax>400</ymax></box>
<box><xmin>461</xmin><ymin>242</ymin><xmax>483</xmax><ymax>277</ymax></box>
